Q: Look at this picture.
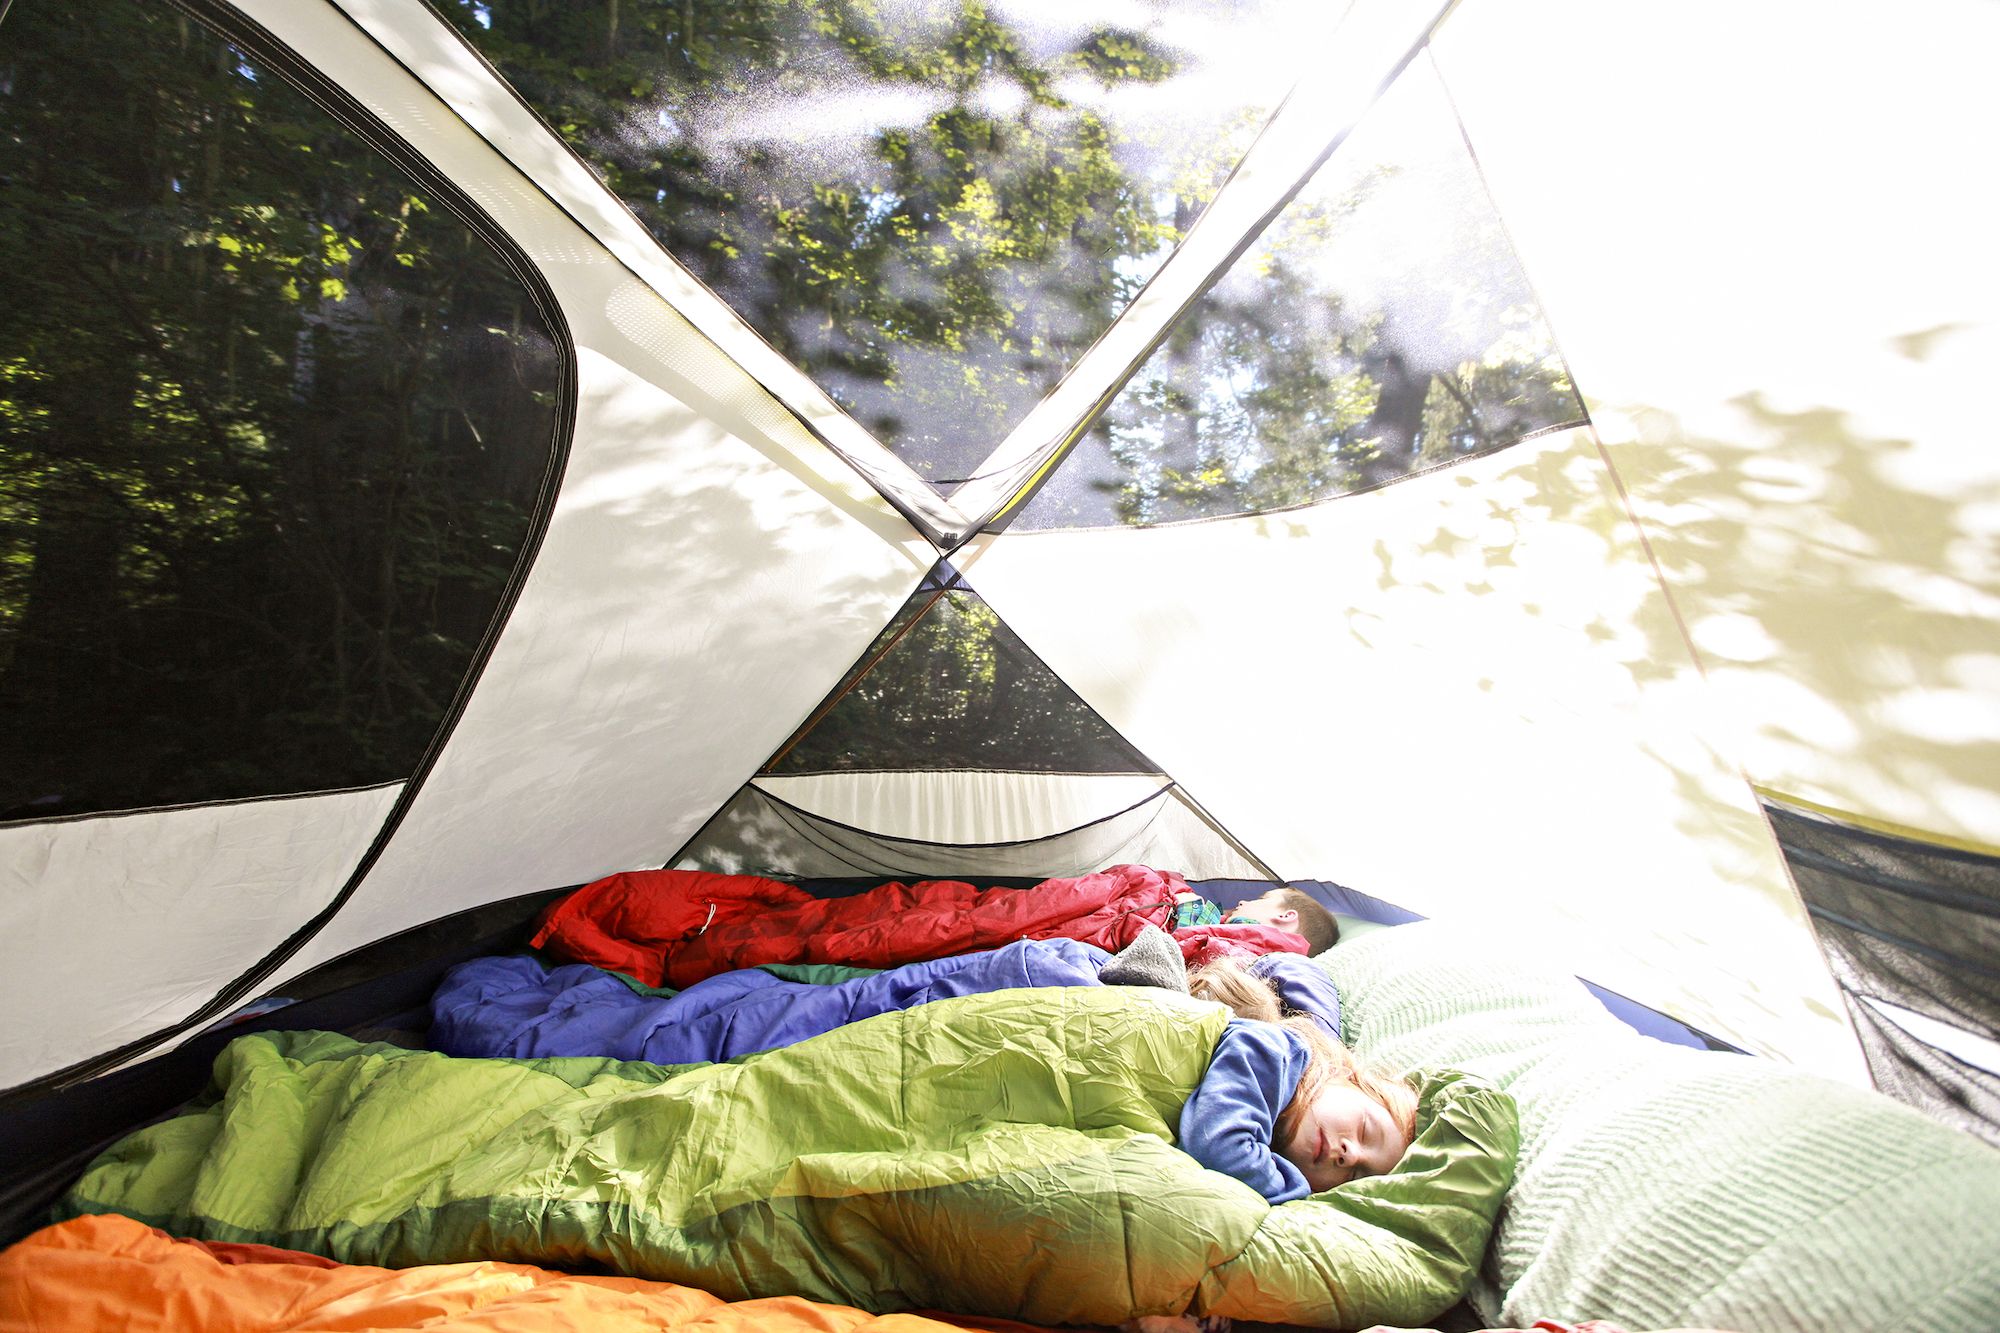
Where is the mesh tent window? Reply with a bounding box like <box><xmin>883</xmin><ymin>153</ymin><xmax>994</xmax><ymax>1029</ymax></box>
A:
<box><xmin>0</xmin><ymin>0</ymin><xmax>567</xmax><ymax>822</ymax></box>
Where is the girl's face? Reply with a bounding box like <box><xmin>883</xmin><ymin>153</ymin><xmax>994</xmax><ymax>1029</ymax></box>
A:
<box><xmin>1277</xmin><ymin>1081</ymin><xmax>1411</xmax><ymax>1191</ymax></box>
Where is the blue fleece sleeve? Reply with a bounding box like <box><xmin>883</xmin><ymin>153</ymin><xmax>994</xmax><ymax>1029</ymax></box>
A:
<box><xmin>1248</xmin><ymin>952</ymin><xmax>1343</xmax><ymax>1040</ymax></box>
<box><xmin>1177</xmin><ymin>1019</ymin><xmax>1312</xmax><ymax>1203</ymax></box>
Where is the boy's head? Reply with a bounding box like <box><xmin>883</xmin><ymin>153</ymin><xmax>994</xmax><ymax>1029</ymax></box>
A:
<box><xmin>1224</xmin><ymin>887</ymin><xmax>1340</xmax><ymax>955</ymax></box>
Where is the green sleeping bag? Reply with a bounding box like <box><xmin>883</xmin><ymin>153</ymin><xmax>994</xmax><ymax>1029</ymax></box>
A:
<box><xmin>58</xmin><ymin>987</ymin><xmax>1517</xmax><ymax>1328</ymax></box>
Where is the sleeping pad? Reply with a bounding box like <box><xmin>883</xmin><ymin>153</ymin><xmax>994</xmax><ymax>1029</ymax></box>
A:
<box><xmin>57</xmin><ymin>987</ymin><xmax>1519</xmax><ymax>1329</ymax></box>
<box><xmin>532</xmin><ymin>864</ymin><xmax>1182</xmax><ymax>988</ymax></box>
<box><xmin>431</xmin><ymin>938</ymin><xmax>1111</xmax><ymax>1062</ymax></box>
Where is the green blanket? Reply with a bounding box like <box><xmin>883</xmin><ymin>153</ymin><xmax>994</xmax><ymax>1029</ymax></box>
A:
<box><xmin>59</xmin><ymin>988</ymin><xmax>1517</xmax><ymax>1328</ymax></box>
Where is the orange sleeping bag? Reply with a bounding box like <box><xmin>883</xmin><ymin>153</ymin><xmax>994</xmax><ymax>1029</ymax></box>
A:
<box><xmin>0</xmin><ymin>1213</ymin><xmax>1055</xmax><ymax>1333</ymax></box>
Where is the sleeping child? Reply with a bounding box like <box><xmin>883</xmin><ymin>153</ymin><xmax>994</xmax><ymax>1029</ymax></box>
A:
<box><xmin>1182</xmin><ymin>957</ymin><xmax>1417</xmax><ymax>1200</ymax></box>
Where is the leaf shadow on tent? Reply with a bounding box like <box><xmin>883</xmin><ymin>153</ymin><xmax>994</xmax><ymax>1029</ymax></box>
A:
<box><xmin>1608</xmin><ymin>387</ymin><xmax>1997</xmax><ymax>843</ymax></box>
<box><xmin>1339</xmin><ymin>374</ymin><xmax>1995</xmax><ymax>864</ymax></box>
<box><xmin>1077</xmin><ymin>408</ymin><xmax>1939</xmax><ymax>1060</ymax></box>
<box><xmin>1436</xmin><ymin>383</ymin><xmax>1996</xmax><ymax>1055</ymax></box>
<box><xmin>591</xmin><ymin>273</ymin><xmax>928</xmax><ymax>553</ymax></box>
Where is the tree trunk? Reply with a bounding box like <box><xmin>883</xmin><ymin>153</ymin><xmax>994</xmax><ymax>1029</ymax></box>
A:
<box><xmin>1359</xmin><ymin>346</ymin><xmax>1429</xmax><ymax>489</ymax></box>
<box><xmin>0</xmin><ymin>356</ymin><xmax>139</xmax><ymax>815</ymax></box>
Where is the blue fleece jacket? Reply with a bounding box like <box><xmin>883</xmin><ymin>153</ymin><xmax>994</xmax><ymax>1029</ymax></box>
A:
<box><xmin>1177</xmin><ymin>1018</ymin><xmax>1313</xmax><ymax>1203</ymax></box>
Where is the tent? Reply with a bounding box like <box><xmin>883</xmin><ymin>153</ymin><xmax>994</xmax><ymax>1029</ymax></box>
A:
<box><xmin>1</xmin><ymin>0</ymin><xmax>1995</xmax><ymax>1317</ymax></box>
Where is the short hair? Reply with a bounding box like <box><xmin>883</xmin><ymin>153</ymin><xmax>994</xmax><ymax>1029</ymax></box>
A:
<box><xmin>1267</xmin><ymin>887</ymin><xmax>1339</xmax><ymax>955</ymax></box>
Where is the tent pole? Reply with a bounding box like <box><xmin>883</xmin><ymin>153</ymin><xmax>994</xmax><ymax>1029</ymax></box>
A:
<box><xmin>1166</xmin><ymin>785</ymin><xmax>1283</xmax><ymax>887</ymax></box>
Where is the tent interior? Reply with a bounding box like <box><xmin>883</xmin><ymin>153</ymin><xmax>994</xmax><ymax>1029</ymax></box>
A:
<box><xmin>2</xmin><ymin>0</ymin><xmax>1997</xmax><ymax>1329</ymax></box>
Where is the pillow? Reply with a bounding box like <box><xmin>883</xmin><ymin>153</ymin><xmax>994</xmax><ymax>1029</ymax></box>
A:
<box><xmin>1319</xmin><ymin>921</ymin><xmax>2000</xmax><ymax>1333</ymax></box>
<box><xmin>1331</xmin><ymin>912</ymin><xmax>1397</xmax><ymax>947</ymax></box>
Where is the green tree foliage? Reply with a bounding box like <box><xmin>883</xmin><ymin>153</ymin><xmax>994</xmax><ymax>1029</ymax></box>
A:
<box><xmin>1016</xmin><ymin>65</ymin><xmax>1583</xmax><ymax>529</ymax></box>
<box><xmin>0</xmin><ymin>2</ymin><xmax>560</xmax><ymax>819</ymax></box>
<box><xmin>438</xmin><ymin>0</ymin><xmax>1282</xmax><ymax>482</ymax></box>
<box><xmin>768</xmin><ymin>587</ymin><xmax>1149</xmax><ymax>773</ymax></box>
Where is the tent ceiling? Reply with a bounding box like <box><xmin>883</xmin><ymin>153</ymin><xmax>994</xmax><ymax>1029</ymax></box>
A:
<box><xmin>961</xmin><ymin>0</ymin><xmax>1462</xmax><ymax>534</ymax></box>
<box><xmin>330</xmin><ymin>0</ymin><xmax>1464</xmax><ymax>547</ymax></box>
<box><xmin>327</xmin><ymin>0</ymin><xmax>962</xmax><ymax>541</ymax></box>
<box><xmin>3</xmin><ymin>0</ymin><xmax>1993</xmax><ymax>1106</ymax></box>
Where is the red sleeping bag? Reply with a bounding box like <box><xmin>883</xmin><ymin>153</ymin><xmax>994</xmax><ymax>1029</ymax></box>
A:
<box><xmin>533</xmin><ymin>863</ymin><xmax>1198</xmax><ymax>989</ymax></box>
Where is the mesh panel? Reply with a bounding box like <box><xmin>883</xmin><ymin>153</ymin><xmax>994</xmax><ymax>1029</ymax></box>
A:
<box><xmin>753</xmin><ymin>771</ymin><xmax>1173</xmax><ymax>844</ymax></box>
<box><xmin>0</xmin><ymin>1</ymin><xmax>562</xmax><ymax>822</ymax></box>
<box><xmin>436</xmin><ymin>0</ymin><xmax>1316</xmax><ymax>487</ymax></box>
<box><xmin>1013</xmin><ymin>53</ymin><xmax>1582</xmax><ymax>529</ymax></box>
<box><xmin>1846</xmin><ymin>999</ymin><xmax>2000</xmax><ymax>1147</ymax></box>
<box><xmin>1767</xmin><ymin>799</ymin><xmax>2000</xmax><ymax>1144</ymax></box>
<box><xmin>767</xmin><ymin>581</ymin><xmax>1153</xmax><ymax>775</ymax></box>
<box><xmin>676</xmin><ymin>782</ymin><xmax>1264</xmax><ymax>881</ymax></box>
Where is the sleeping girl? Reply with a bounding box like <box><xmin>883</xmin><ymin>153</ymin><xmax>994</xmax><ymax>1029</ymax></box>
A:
<box><xmin>1183</xmin><ymin>958</ymin><xmax>1418</xmax><ymax>1199</ymax></box>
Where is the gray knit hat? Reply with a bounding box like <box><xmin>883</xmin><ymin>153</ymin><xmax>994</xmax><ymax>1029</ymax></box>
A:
<box><xmin>1098</xmin><ymin>922</ymin><xmax>1189</xmax><ymax>992</ymax></box>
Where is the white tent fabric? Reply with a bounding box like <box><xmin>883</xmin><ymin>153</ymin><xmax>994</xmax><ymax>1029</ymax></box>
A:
<box><xmin>750</xmin><ymin>772</ymin><xmax>1174</xmax><ymax>845</ymax></box>
<box><xmin>0</xmin><ymin>786</ymin><xmax>399</xmax><ymax>1087</ymax></box>
<box><xmin>964</xmin><ymin>426</ymin><xmax>1863</xmax><ymax>1075</ymax></box>
<box><xmin>681</xmin><ymin>777</ymin><xmax>1266</xmax><ymax>881</ymax></box>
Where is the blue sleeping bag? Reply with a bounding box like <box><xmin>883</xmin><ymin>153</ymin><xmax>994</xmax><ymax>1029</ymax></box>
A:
<box><xmin>431</xmin><ymin>936</ymin><xmax>1112</xmax><ymax>1063</ymax></box>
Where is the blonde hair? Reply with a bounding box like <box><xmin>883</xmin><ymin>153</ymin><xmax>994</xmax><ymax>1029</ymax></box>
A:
<box><xmin>1273</xmin><ymin>1016</ymin><xmax>1419</xmax><ymax>1152</ymax></box>
<box><xmin>1187</xmin><ymin>957</ymin><xmax>1282</xmax><ymax>1022</ymax></box>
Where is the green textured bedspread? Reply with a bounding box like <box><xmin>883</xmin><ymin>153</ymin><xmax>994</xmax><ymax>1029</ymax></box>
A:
<box><xmin>58</xmin><ymin>988</ymin><xmax>1517</xmax><ymax>1328</ymax></box>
